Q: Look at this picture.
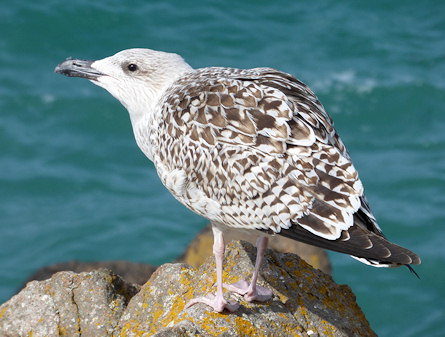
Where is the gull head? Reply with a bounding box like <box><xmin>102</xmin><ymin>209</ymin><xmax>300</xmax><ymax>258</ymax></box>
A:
<box><xmin>55</xmin><ymin>48</ymin><xmax>193</xmax><ymax>116</ymax></box>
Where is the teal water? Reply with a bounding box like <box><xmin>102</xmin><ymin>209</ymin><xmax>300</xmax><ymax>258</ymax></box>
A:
<box><xmin>1</xmin><ymin>1</ymin><xmax>444</xmax><ymax>335</ymax></box>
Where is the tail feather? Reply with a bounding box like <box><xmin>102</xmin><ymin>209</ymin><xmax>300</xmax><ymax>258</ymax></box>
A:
<box><xmin>406</xmin><ymin>265</ymin><xmax>420</xmax><ymax>279</ymax></box>
<box><xmin>267</xmin><ymin>220</ymin><xmax>421</xmax><ymax>267</ymax></box>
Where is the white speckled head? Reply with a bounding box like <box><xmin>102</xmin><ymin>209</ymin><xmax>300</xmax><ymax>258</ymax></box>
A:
<box><xmin>56</xmin><ymin>48</ymin><xmax>192</xmax><ymax>126</ymax></box>
<box><xmin>90</xmin><ymin>49</ymin><xmax>193</xmax><ymax>121</ymax></box>
<box><xmin>55</xmin><ymin>48</ymin><xmax>193</xmax><ymax>160</ymax></box>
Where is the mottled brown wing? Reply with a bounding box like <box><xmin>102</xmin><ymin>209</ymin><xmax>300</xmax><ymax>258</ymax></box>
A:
<box><xmin>160</xmin><ymin>67</ymin><xmax>359</xmax><ymax>234</ymax></box>
<box><xmin>158</xmin><ymin>67</ymin><xmax>420</xmax><ymax>266</ymax></box>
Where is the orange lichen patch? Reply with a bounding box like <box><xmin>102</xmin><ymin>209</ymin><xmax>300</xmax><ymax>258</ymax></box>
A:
<box><xmin>285</xmin><ymin>259</ymin><xmax>298</xmax><ymax>270</ymax></box>
<box><xmin>320</xmin><ymin>320</ymin><xmax>337</xmax><ymax>337</ymax></box>
<box><xmin>140</xmin><ymin>267</ymin><xmax>195</xmax><ymax>334</ymax></box>
<box><xmin>322</xmin><ymin>290</ymin><xmax>344</xmax><ymax>312</ymax></box>
<box><xmin>178</xmin><ymin>267</ymin><xmax>195</xmax><ymax>287</ymax></box>
<box><xmin>274</xmin><ymin>291</ymin><xmax>290</xmax><ymax>304</ymax></box>
<box><xmin>183</xmin><ymin>267</ymin><xmax>214</xmax><ymax>299</ymax></box>
<box><xmin>119</xmin><ymin>320</ymin><xmax>147</xmax><ymax>337</ymax></box>
<box><xmin>199</xmin><ymin>311</ymin><xmax>231</xmax><ymax>335</ymax></box>
<box><xmin>57</xmin><ymin>325</ymin><xmax>67</xmax><ymax>336</ymax></box>
<box><xmin>156</xmin><ymin>295</ymin><xmax>187</xmax><ymax>330</ymax></box>
<box><xmin>0</xmin><ymin>305</ymin><xmax>7</xmax><ymax>319</ymax></box>
<box><xmin>147</xmin><ymin>302</ymin><xmax>165</xmax><ymax>334</ymax></box>
<box><xmin>294</xmin><ymin>303</ymin><xmax>310</xmax><ymax>322</ymax></box>
<box><xmin>234</xmin><ymin>315</ymin><xmax>259</xmax><ymax>336</ymax></box>
<box><xmin>221</xmin><ymin>260</ymin><xmax>245</xmax><ymax>284</ymax></box>
<box><xmin>109</xmin><ymin>299</ymin><xmax>121</xmax><ymax>313</ymax></box>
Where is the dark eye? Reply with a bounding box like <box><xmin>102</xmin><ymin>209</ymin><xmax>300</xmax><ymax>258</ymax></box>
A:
<box><xmin>127</xmin><ymin>63</ymin><xmax>138</xmax><ymax>72</ymax></box>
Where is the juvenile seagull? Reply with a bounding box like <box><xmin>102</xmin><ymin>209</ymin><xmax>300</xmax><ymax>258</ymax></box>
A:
<box><xmin>55</xmin><ymin>49</ymin><xmax>420</xmax><ymax>312</ymax></box>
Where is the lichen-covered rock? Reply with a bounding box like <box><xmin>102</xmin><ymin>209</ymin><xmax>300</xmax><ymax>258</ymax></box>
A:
<box><xmin>178</xmin><ymin>224</ymin><xmax>332</xmax><ymax>275</ymax></box>
<box><xmin>119</xmin><ymin>241</ymin><xmax>375</xmax><ymax>337</ymax></box>
<box><xmin>0</xmin><ymin>241</ymin><xmax>375</xmax><ymax>337</ymax></box>
<box><xmin>0</xmin><ymin>269</ymin><xmax>138</xmax><ymax>337</ymax></box>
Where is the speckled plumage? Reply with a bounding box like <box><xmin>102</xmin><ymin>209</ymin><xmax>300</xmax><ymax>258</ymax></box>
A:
<box><xmin>56</xmin><ymin>48</ymin><xmax>420</xmax><ymax>312</ymax></box>
<box><xmin>151</xmin><ymin>66</ymin><xmax>418</xmax><ymax>266</ymax></box>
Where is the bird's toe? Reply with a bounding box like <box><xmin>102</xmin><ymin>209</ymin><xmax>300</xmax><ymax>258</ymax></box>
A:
<box><xmin>224</xmin><ymin>280</ymin><xmax>273</xmax><ymax>302</ymax></box>
<box><xmin>185</xmin><ymin>293</ymin><xmax>240</xmax><ymax>312</ymax></box>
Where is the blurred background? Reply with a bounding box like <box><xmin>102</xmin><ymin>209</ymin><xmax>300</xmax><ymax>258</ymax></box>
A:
<box><xmin>1</xmin><ymin>0</ymin><xmax>444</xmax><ymax>335</ymax></box>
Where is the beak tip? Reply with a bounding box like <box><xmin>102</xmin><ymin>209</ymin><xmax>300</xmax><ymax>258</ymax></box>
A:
<box><xmin>54</xmin><ymin>58</ymin><xmax>102</xmax><ymax>80</ymax></box>
<box><xmin>54</xmin><ymin>64</ymin><xmax>62</xmax><ymax>74</ymax></box>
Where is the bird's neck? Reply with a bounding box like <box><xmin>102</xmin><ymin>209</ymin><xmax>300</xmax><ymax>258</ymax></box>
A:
<box><xmin>128</xmin><ymin>95</ymin><xmax>166</xmax><ymax>162</ymax></box>
<box><xmin>128</xmin><ymin>63</ymin><xmax>194</xmax><ymax>162</ymax></box>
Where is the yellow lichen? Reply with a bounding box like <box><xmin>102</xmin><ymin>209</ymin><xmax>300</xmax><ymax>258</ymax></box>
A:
<box><xmin>199</xmin><ymin>311</ymin><xmax>230</xmax><ymax>335</ymax></box>
<box><xmin>135</xmin><ymin>267</ymin><xmax>196</xmax><ymax>335</ymax></box>
<box><xmin>285</xmin><ymin>259</ymin><xmax>296</xmax><ymax>269</ymax></box>
<box><xmin>320</xmin><ymin>320</ymin><xmax>336</xmax><ymax>337</ymax></box>
<box><xmin>58</xmin><ymin>325</ymin><xmax>67</xmax><ymax>336</ymax></box>
<box><xmin>233</xmin><ymin>316</ymin><xmax>259</xmax><ymax>336</ymax></box>
<box><xmin>0</xmin><ymin>306</ymin><xmax>7</xmax><ymax>319</ymax></box>
<box><xmin>119</xmin><ymin>320</ymin><xmax>147</xmax><ymax>337</ymax></box>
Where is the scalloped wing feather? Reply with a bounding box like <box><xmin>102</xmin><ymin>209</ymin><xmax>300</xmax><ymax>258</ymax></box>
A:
<box><xmin>154</xmin><ymin>67</ymin><xmax>420</xmax><ymax>266</ymax></box>
<box><xmin>157</xmin><ymin>67</ymin><xmax>361</xmax><ymax>239</ymax></box>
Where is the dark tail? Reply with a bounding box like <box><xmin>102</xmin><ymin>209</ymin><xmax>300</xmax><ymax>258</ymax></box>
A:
<box><xmin>265</xmin><ymin>222</ymin><xmax>421</xmax><ymax>267</ymax></box>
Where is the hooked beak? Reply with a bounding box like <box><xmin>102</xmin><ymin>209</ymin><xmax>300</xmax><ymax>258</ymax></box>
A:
<box><xmin>54</xmin><ymin>58</ymin><xmax>104</xmax><ymax>80</ymax></box>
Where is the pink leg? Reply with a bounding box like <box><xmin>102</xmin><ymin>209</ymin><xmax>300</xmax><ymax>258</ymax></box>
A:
<box><xmin>224</xmin><ymin>236</ymin><xmax>273</xmax><ymax>302</ymax></box>
<box><xmin>185</xmin><ymin>227</ymin><xmax>239</xmax><ymax>312</ymax></box>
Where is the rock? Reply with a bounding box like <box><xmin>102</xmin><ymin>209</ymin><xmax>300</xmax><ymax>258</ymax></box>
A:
<box><xmin>0</xmin><ymin>269</ymin><xmax>139</xmax><ymax>337</ymax></box>
<box><xmin>178</xmin><ymin>224</ymin><xmax>332</xmax><ymax>274</ymax></box>
<box><xmin>24</xmin><ymin>260</ymin><xmax>157</xmax><ymax>287</ymax></box>
<box><xmin>120</xmin><ymin>240</ymin><xmax>374</xmax><ymax>337</ymax></box>
<box><xmin>0</xmin><ymin>241</ymin><xmax>375</xmax><ymax>337</ymax></box>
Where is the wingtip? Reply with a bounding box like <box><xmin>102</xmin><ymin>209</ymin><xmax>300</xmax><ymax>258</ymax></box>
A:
<box><xmin>406</xmin><ymin>264</ymin><xmax>421</xmax><ymax>279</ymax></box>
